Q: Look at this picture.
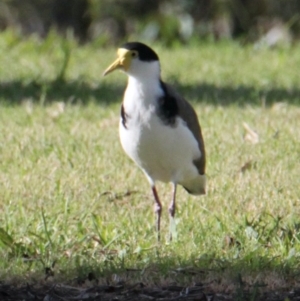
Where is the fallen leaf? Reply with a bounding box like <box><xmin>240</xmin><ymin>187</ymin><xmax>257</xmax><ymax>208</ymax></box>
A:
<box><xmin>240</xmin><ymin>160</ymin><xmax>256</xmax><ymax>173</ymax></box>
<box><xmin>47</xmin><ymin>102</ymin><xmax>65</xmax><ymax>119</ymax></box>
<box><xmin>243</xmin><ymin>122</ymin><xmax>259</xmax><ymax>144</ymax></box>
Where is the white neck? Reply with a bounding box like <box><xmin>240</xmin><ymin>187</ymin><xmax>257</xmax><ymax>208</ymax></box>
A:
<box><xmin>127</xmin><ymin>60</ymin><xmax>161</xmax><ymax>81</ymax></box>
<box><xmin>125</xmin><ymin>61</ymin><xmax>163</xmax><ymax>108</ymax></box>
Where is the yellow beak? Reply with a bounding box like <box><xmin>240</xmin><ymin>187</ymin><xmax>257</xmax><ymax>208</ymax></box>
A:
<box><xmin>103</xmin><ymin>49</ymin><xmax>132</xmax><ymax>76</ymax></box>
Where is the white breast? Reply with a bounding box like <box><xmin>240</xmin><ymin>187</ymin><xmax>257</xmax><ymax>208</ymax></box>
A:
<box><xmin>119</xmin><ymin>76</ymin><xmax>202</xmax><ymax>186</ymax></box>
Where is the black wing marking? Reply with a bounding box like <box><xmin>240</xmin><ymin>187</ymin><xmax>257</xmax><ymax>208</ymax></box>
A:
<box><xmin>120</xmin><ymin>103</ymin><xmax>129</xmax><ymax>129</ymax></box>
<box><xmin>156</xmin><ymin>81</ymin><xmax>179</xmax><ymax>126</ymax></box>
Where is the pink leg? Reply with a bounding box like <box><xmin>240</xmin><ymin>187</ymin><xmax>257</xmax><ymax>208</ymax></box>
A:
<box><xmin>152</xmin><ymin>186</ymin><xmax>162</xmax><ymax>241</ymax></box>
<box><xmin>168</xmin><ymin>184</ymin><xmax>177</xmax><ymax>241</ymax></box>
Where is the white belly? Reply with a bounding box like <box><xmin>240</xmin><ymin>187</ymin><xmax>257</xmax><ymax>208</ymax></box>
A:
<box><xmin>119</xmin><ymin>114</ymin><xmax>202</xmax><ymax>185</ymax></box>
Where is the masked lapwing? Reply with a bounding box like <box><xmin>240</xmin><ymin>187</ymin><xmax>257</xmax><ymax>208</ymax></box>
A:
<box><xmin>103</xmin><ymin>42</ymin><xmax>206</xmax><ymax>241</ymax></box>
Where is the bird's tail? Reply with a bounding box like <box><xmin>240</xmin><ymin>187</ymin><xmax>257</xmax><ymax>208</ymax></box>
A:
<box><xmin>181</xmin><ymin>174</ymin><xmax>206</xmax><ymax>196</ymax></box>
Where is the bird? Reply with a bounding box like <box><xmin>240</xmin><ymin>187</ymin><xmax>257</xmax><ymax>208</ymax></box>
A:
<box><xmin>103</xmin><ymin>42</ymin><xmax>206</xmax><ymax>241</ymax></box>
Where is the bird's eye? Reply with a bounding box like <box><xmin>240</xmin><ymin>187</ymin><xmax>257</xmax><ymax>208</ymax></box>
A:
<box><xmin>131</xmin><ymin>51</ymin><xmax>138</xmax><ymax>58</ymax></box>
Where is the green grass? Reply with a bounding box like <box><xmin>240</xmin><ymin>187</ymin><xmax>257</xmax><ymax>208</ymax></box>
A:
<box><xmin>0</xmin><ymin>31</ymin><xmax>300</xmax><ymax>292</ymax></box>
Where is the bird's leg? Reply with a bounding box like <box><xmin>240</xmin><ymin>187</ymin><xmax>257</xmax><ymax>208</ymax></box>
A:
<box><xmin>169</xmin><ymin>183</ymin><xmax>177</xmax><ymax>241</ymax></box>
<box><xmin>152</xmin><ymin>186</ymin><xmax>162</xmax><ymax>241</ymax></box>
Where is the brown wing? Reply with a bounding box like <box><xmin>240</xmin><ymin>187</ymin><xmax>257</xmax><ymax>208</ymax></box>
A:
<box><xmin>164</xmin><ymin>83</ymin><xmax>206</xmax><ymax>175</ymax></box>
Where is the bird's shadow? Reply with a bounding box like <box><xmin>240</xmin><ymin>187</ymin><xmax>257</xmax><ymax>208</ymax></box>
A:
<box><xmin>1</xmin><ymin>79</ymin><xmax>300</xmax><ymax>106</ymax></box>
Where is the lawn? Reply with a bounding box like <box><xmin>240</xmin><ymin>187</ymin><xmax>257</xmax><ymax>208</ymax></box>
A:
<box><xmin>0</xmin><ymin>31</ymin><xmax>299</xmax><ymax>298</ymax></box>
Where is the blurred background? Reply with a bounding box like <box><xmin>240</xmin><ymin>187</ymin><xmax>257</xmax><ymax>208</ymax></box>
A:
<box><xmin>0</xmin><ymin>0</ymin><xmax>299</xmax><ymax>47</ymax></box>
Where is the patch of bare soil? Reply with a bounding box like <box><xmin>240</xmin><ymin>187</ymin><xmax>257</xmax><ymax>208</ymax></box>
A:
<box><xmin>0</xmin><ymin>282</ymin><xmax>298</xmax><ymax>301</ymax></box>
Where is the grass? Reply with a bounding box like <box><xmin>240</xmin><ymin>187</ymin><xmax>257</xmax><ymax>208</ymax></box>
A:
<box><xmin>0</xmin><ymin>31</ymin><xmax>300</xmax><ymax>294</ymax></box>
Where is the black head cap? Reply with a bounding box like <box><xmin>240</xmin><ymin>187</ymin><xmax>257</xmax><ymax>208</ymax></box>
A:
<box><xmin>120</xmin><ymin>42</ymin><xmax>159</xmax><ymax>62</ymax></box>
